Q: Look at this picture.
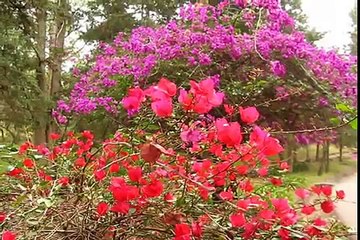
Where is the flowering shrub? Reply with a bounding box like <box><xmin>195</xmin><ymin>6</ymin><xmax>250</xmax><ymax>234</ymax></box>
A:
<box><xmin>53</xmin><ymin>1</ymin><xmax>357</xmax><ymax>132</ymax></box>
<box><xmin>0</xmin><ymin>78</ymin><xmax>351</xmax><ymax>239</ymax></box>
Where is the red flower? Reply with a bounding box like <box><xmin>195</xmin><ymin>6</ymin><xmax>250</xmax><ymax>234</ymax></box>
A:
<box><xmin>224</xmin><ymin>104</ymin><xmax>235</xmax><ymax>115</ymax></box>
<box><xmin>19</xmin><ymin>141</ymin><xmax>32</xmax><ymax>154</ymax></box>
<box><xmin>278</xmin><ymin>228</ymin><xmax>290</xmax><ymax>240</ymax></box>
<box><xmin>112</xmin><ymin>185</ymin><xmax>139</xmax><ymax>201</ymax></box>
<box><xmin>236</xmin><ymin>165</ymin><xmax>248</xmax><ymax>175</ymax></box>
<box><xmin>295</xmin><ymin>188</ymin><xmax>310</xmax><ymax>200</ymax></box>
<box><xmin>178</xmin><ymin>89</ymin><xmax>193</xmax><ymax>110</ymax></box>
<box><xmin>94</xmin><ymin>170</ymin><xmax>106</xmax><ymax>182</ymax></box>
<box><xmin>82</xmin><ymin>130</ymin><xmax>94</xmax><ymax>140</ymax></box>
<box><xmin>164</xmin><ymin>193</ymin><xmax>175</xmax><ymax>202</ymax></box>
<box><xmin>262</xmin><ymin>137</ymin><xmax>284</xmax><ymax>156</ymax></box>
<box><xmin>321</xmin><ymin>200</ymin><xmax>335</xmax><ymax>214</ymax></box>
<box><xmin>128</xmin><ymin>167</ymin><xmax>142</xmax><ymax>182</ymax></box>
<box><xmin>271</xmin><ymin>198</ymin><xmax>290</xmax><ymax>214</ymax></box>
<box><xmin>301</xmin><ymin>205</ymin><xmax>315</xmax><ymax>215</ymax></box>
<box><xmin>239</xmin><ymin>106</ymin><xmax>259</xmax><ymax>124</ymax></box>
<box><xmin>7</xmin><ymin>168</ymin><xmax>23</xmax><ymax>177</ymax></box>
<box><xmin>270</xmin><ymin>177</ymin><xmax>282</xmax><ymax>186</ymax></box>
<box><xmin>219</xmin><ymin>191</ymin><xmax>234</xmax><ymax>201</ymax></box>
<box><xmin>258</xmin><ymin>210</ymin><xmax>274</xmax><ymax>220</ymax></box>
<box><xmin>58</xmin><ymin>176</ymin><xmax>70</xmax><ymax>186</ymax></box>
<box><xmin>336</xmin><ymin>190</ymin><xmax>345</xmax><ymax>199</ymax></box>
<box><xmin>122</xmin><ymin>87</ymin><xmax>145</xmax><ymax>113</ymax></box>
<box><xmin>23</xmin><ymin>158</ymin><xmax>35</xmax><ymax>169</ymax></box>
<box><xmin>97</xmin><ymin>202</ymin><xmax>109</xmax><ymax>216</ymax></box>
<box><xmin>215</xmin><ymin>118</ymin><xmax>242</xmax><ymax>146</ymax></box>
<box><xmin>151</xmin><ymin>99</ymin><xmax>173</xmax><ymax>117</ymax></box>
<box><xmin>74</xmin><ymin>157</ymin><xmax>86</xmax><ymax>168</ymax></box>
<box><xmin>313</xmin><ymin>217</ymin><xmax>327</xmax><ymax>226</ymax></box>
<box><xmin>142</xmin><ymin>180</ymin><xmax>163</xmax><ymax>198</ymax></box>
<box><xmin>257</xmin><ymin>167</ymin><xmax>268</xmax><ymax>177</ymax></box>
<box><xmin>229</xmin><ymin>213</ymin><xmax>246</xmax><ymax>227</ymax></box>
<box><xmin>111</xmin><ymin>201</ymin><xmax>130</xmax><ymax>214</ymax></box>
<box><xmin>1</xmin><ymin>231</ymin><xmax>16</xmax><ymax>240</ymax></box>
<box><xmin>321</xmin><ymin>185</ymin><xmax>332</xmax><ymax>197</ymax></box>
<box><xmin>191</xmin><ymin>222</ymin><xmax>203</xmax><ymax>238</ymax></box>
<box><xmin>50</xmin><ymin>133</ymin><xmax>61</xmax><ymax>140</ymax></box>
<box><xmin>0</xmin><ymin>212</ymin><xmax>6</xmax><ymax>223</ymax></box>
<box><xmin>250</xmin><ymin>126</ymin><xmax>283</xmax><ymax>156</ymax></box>
<box><xmin>109</xmin><ymin>163</ymin><xmax>120</xmax><ymax>173</ymax></box>
<box><xmin>174</xmin><ymin>223</ymin><xmax>191</xmax><ymax>240</ymax></box>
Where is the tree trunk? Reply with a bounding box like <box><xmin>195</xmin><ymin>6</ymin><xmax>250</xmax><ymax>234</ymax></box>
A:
<box><xmin>305</xmin><ymin>145</ymin><xmax>311</xmax><ymax>162</ymax></box>
<box><xmin>293</xmin><ymin>144</ymin><xmax>298</xmax><ymax>163</ymax></box>
<box><xmin>317</xmin><ymin>142</ymin><xmax>326</xmax><ymax>176</ymax></box>
<box><xmin>286</xmin><ymin>135</ymin><xmax>295</xmax><ymax>172</ymax></box>
<box><xmin>33</xmin><ymin>6</ymin><xmax>48</xmax><ymax>145</ymax></box>
<box><xmin>198</xmin><ymin>0</ymin><xmax>209</xmax><ymax>4</ymax></box>
<box><xmin>315</xmin><ymin>143</ymin><xmax>320</xmax><ymax>162</ymax></box>
<box><xmin>339</xmin><ymin>132</ymin><xmax>343</xmax><ymax>162</ymax></box>
<box><xmin>325</xmin><ymin>141</ymin><xmax>330</xmax><ymax>173</ymax></box>
<box><xmin>49</xmin><ymin>0</ymin><xmax>68</xmax><ymax>136</ymax></box>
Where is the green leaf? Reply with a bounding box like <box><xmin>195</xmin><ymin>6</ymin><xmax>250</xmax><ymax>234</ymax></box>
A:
<box><xmin>350</xmin><ymin>118</ymin><xmax>357</xmax><ymax>130</ymax></box>
<box><xmin>330</xmin><ymin>117</ymin><xmax>340</xmax><ymax>125</ymax></box>
<box><xmin>336</xmin><ymin>103</ymin><xmax>352</xmax><ymax>113</ymax></box>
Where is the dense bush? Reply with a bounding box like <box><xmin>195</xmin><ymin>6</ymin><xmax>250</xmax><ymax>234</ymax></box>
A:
<box><xmin>0</xmin><ymin>79</ymin><xmax>351</xmax><ymax>239</ymax></box>
<box><xmin>1</xmin><ymin>0</ymin><xmax>356</xmax><ymax>239</ymax></box>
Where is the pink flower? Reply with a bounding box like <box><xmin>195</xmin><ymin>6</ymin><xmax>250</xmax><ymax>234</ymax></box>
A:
<box><xmin>122</xmin><ymin>87</ymin><xmax>145</xmax><ymax>114</ymax></box>
<box><xmin>239</xmin><ymin>107</ymin><xmax>259</xmax><ymax>124</ymax></box>
<box><xmin>270</xmin><ymin>61</ymin><xmax>286</xmax><ymax>77</ymax></box>
<box><xmin>295</xmin><ymin>188</ymin><xmax>310</xmax><ymax>200</ymax></box>
<box><xmin>215</xmin><ymin>118</ymin><xmax>242</xmax><ymax>146</ymax></box>
<box><xmin>151</xmin><ymin>99</ymin><xmax>173</xmax><ymax>117</ymax></box>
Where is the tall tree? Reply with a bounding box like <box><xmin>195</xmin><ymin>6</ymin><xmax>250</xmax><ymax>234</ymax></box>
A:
<box><xmin>0</xmin><ymin>0</ymin><xmax>77</xmax><ymax>144</ymax></box>
<box><xmin>348</xmin><ymin>4</ymin><xmax>357</xmax><ymax>55</ymax></box>
<box><xmin>82</xmin><ymin>0</ymin><xmax>189</xmax><ymax>43</ymax></box>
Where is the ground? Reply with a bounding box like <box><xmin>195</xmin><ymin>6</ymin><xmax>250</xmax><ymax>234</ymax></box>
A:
<box><xmin>334</xmin><ymin>173</ymin><xmax>357</xmax><ymax>239</ymax></box>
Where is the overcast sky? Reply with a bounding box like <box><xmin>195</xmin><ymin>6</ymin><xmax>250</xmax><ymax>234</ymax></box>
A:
<box><xmin>302</xmin><ymin>0</ymin><xmax>356</xmax><ymax>52</ymax></box>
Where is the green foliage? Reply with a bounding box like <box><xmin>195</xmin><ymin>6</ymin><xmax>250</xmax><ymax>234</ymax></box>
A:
<box><xmin>348</xmin><ymin>5</ymin><xmax>357</xmax><ymax>55</ymax></box>
<box><xmin>82</xmin><ymin>0</ymin><xmax>189</xmax><ymax>43</ymax></box>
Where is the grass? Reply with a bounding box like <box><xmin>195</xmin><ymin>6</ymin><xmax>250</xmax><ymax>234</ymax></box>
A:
<box><xmin>284</xmin><ymin>144</ymin><xmax>357</xmax><ymax>186</ymax></box>
<box><xmin>287</xmin><ymin>159</ymin><xmax>357</xmax><ymax>186</ymax></box>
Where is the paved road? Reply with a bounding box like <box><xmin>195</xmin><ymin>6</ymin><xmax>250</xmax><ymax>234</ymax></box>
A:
<box><xmin>334</xmin><ymin>173</ymin><xmax>357</xmax><ymax>238</ymax></box>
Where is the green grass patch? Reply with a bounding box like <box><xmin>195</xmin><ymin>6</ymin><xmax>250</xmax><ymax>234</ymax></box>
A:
<box><xmin>287</xmin><ymin>159</ymin><xmax>357</xmax><ymax>187</ymax></box>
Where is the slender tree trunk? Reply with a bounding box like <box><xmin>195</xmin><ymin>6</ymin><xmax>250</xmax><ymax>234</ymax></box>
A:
<box><xmin>305</xmin><ymin>145</ymin><xmax>310</xmax><ymax>162</ymax></box>
<box><xmin>318</xmin><ymin>142</ymin><xmax>326</xmax><ymax>176</ymax></box>
<box><xmin>339</xmin><ymin>132</ymin><xmax>343</xmax><ymax>162</ymax></box>
<box><xmin>315</xmin><ymin>143</ymin><xmax>320</xmax><ymax>162</ymax></box>
<box><xmin>33</xmin><ymin>6</ymin><xmax>48</xmax><ymax>145</ymax></box>
<box><xmin>293</xmin><ymin>144</ymin><xmax>298</xmax><ymax>163</ymax></box>
<box><xmin>325</xmin><ymin>141</ymin><xmax>330</xmax><ymax>173</ymax></box>
<box><xmin>49</xmin><ymin>0</ymin><xmax>68</xmax><ymax>136</ymax></box>
<box><xmin>198</xmin><ymin>0</ymin><xmax>209</xmax><ymax>4</ymax></box>
<box><xmin>286</xmin><ymin>135</ymin><xmax>295</xmax><ymax>172</ymax></box>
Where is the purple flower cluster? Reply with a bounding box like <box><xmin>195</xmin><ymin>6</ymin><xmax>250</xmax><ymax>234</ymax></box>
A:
<box><xmin>53</xmin><ymin>0</ymin><xmax>357</xmax><ymax>124</ymax></box>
